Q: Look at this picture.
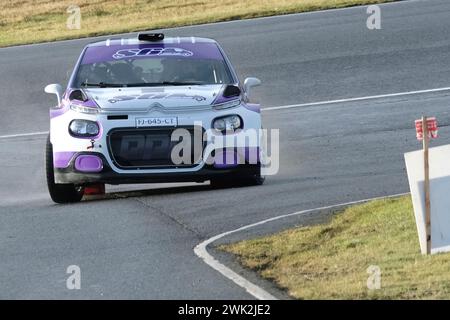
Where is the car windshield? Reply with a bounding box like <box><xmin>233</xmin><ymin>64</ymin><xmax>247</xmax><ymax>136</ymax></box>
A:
<box><xmin>73</xmin><ymin>43</ymin><xmax>234</xmax><ymax>88</ymax></box>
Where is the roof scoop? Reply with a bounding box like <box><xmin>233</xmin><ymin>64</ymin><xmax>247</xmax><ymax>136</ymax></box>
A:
<box><xmin>138</xmin><ymin>33</ymin><xmax>164</xmax><ymax>42</ymax></box>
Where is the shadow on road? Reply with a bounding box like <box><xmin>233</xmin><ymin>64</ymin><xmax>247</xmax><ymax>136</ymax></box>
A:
<box><xmin>82</xmin><ymin>183</ymin><xmax>214</xmax><ymax>202</ymax></box>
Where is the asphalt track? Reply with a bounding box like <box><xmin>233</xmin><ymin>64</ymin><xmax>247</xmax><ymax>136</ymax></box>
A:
<box><xmin>1</xmin><ymin>0</ymin><xmax>450</xmax><ymax>299</ymax></box>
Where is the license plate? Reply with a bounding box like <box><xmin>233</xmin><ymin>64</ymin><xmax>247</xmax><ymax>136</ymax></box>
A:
<box><xmin>135</xmin><ymin>117</ymin><xmax>178</xmax><ymax>128</ymax></box>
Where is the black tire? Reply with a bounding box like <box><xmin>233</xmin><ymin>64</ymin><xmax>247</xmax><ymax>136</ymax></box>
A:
<box><xmin>210</xmin><ymin>176</ymin><xmax>236</xmax><ymax>189</ymax></box>
<box><xmin>210</xmin><ymin>165</ymin><xmax>265</xmax><ymax>188</ymax></box>
<box><xmin>46</xmin><ymin>135</ymin><xmax>84</xmax><ymax>204</ymax></box>
<box><xmin>237</xmin><ymin>166</ymin><xmax>265</xmax><ymax>186</ymax></box>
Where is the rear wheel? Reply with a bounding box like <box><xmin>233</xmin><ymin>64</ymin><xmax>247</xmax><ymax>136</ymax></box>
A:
<box><xmin>46</xmin><ymin>135</ymin><xmax>84</xmax><ymax>204</ymax></box>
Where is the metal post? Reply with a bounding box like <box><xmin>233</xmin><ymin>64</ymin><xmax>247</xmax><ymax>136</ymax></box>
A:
<box><xmin>422</xmin><ymin>116</ymin><xmax>431</xmax><ymax>255</ymax></box>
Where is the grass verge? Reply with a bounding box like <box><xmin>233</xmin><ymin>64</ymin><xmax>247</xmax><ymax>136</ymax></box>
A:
<box><xmin>0</xmin><ymin>0</ymin><xmax>395</xmax><ymax>47</ymax></box>
<box><xmin>220</xmin><ymin>196</ymin><xmax>450</xmax><ymax>299</ymax></box>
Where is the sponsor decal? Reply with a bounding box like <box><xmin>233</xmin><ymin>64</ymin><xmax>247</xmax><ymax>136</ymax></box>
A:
<box><xmin>112</xmin><ymin>47</ymin><xmax>194</xmax><ymax>59</ymax></box>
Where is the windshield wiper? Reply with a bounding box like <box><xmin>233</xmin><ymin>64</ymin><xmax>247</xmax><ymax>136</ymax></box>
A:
<box><xmin>81</xmin><ymin>81</ymin><xmax>206</xmax><ymax>88</ymax></box>
<box><xmin>81</xmin><ymin>82</ymin><xmax>125</xmax><ymax>88</ymax></box>
<box><xmin>125</xmin><ymin>81</ymin><xmax>206</xmax><ymax>87</ymax></box>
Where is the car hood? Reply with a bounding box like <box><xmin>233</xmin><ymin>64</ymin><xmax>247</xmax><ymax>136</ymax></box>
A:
<box><xmin>83</xmin><ymin>85</ymin><xmax>223</xmax><ymax>112</ymax></box>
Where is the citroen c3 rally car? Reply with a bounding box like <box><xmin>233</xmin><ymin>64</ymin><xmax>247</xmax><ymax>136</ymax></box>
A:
<box><xmin>44</xmin><ymin>33</ymin><xmax>264</xmax><ymax>203</ymax></box>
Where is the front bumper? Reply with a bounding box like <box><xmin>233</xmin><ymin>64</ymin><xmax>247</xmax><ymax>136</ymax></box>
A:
<box><xmin>54</xmin><ymin>152</ymin><xmax>260</xmax><ymax>185</ymax></box>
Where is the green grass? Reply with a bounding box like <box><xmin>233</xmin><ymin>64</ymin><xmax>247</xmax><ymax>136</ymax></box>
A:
<box><xmin>0</xmin><ymin>0</ymin><xmax>395</xmax><ymax>47</ymax></box>
<box><xmin>221</xmin><ymin>196</ymin><xmax>450</xmax><ymax>299</ymax></box>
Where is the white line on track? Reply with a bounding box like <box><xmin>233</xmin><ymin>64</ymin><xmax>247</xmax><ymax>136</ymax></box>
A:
<box><xmin>0</xmin><ymin>131</ymin><xmax>48</xmax><ymax>140</ymax></box>
<box><xmin>2</xmin><ymin>85</ymin><xmax>450</xmax><ymax>140</ymax></box>
<box><xmin>194</xmin><ymin>192</ymin><xmax>409</xmax><ymax>300</ymax></box>
<box><xmin>262</xmin><ymin>86</ymin><xmax>450</xmax><ymax>111</ymax></box>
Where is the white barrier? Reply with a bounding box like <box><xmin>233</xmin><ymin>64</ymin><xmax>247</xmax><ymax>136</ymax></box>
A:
<box><xmin>405</xmin><ymin>144</ymin><xmax>450</xmax><ymax>254</ymax></box>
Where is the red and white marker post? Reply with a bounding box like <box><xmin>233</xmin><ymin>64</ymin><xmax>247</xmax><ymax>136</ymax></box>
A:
<box><xmin>414</xmin><ymin>116</ymin><xmax>438</xmax><ymax>254</ymax></box>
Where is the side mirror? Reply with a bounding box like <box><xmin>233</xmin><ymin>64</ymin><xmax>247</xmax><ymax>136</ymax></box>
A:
<box><xmin>243</xmin><ymin>77</ymin><xmax>261</xmax><ymax>97</ymax></box>
<box><xmin>44</xmin><ymin>84</ymin><xmax>63</xmax><ymax>105</ymax></box>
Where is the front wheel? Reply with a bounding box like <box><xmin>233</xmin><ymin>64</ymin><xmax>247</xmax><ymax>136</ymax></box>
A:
<box><xmin>210</xmin><ymin>165</ymin><xmax>265</xmax><ymax>188</ymax></box>
<box><xmin>236</xmin><ymin>165</ymin><xmax>265</xmax><ymax>186</ymax></box>
<box><xmin>46</xmin><ymin>135</ymin><xmax>84</xmax><ymax>204</ymax></box>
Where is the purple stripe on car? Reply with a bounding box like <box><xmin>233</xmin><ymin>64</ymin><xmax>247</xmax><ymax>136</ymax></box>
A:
<box><xmin>213</xmin><ymin>147</ymin><xmax>260</xmax><ymax>168</ymax></box>
<box><xmin>213</xmin><ymin>150</ymin><xmax>238</xmax><ymax>168</ymax></box>
<box><xmin>49</xmin><ymin>104</ymin><xmax>69</xmax><ymax>119</ymax></box>
<box><xmin>71</xmin><ymin>98</ymin><xmax>97</xmax><ymax>108</ymax></box>
<box><xmin>240</xmin><ymin>146</ymin><xmax>260</xmax><ymax>164</ymax></box>
<box><xmin>211</xmin><ymin>84</ymin><xmax>241</xmax><ymax>105</ymax></box>
<box><xmin>212</xmin><ymin>94</ymin><xmax>239</xmax><ymax>105</ymax></box>
<box><xmin>50</xmin><ymin>96</ymin><xmax>98</xmax><ymax>119</ymax></box>
<box><xmin>53</xmin><ymin>152</ymin><xmax>75</xmax><ymax>168</ymax></box>
<box><xmin>74</xmin><ymin>155</ymin><xmax>103</xmax><ymax>173</ymax></box>
<box><xmin>243</xmin><ymin>103</ymin><xmax>261</xmax><ymax>113</ymax></box>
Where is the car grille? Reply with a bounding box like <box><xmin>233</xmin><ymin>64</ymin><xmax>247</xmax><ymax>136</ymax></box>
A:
<box><xmin>107</xmin><ymin>126</ymin><xmax>204</xmax><ymax>169</ymax></box>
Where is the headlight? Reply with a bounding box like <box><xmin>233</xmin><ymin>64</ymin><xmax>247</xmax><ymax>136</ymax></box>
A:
<box><xmin>70</xmin><ymin>103</ymin><xmax>98</xmax><ymax>114</ymax></box>
<box><xmin>213</xmin><ymin>115</ymin><xmax>242</xmax><ymax>132</ymax></box>
<box><xmin>213</xmin><ymin>99</ymin><xmax>241</xmax><ymax>110</ymax></box>
<box><xmin>69</xmin><ymin>120</ymin><xmax>99</xmax><ymax>137</ymax></box>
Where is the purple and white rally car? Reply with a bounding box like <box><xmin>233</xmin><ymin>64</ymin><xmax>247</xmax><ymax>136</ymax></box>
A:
<box><xmin>44</xmin><ymin>33</ymin><xmax>264</xmax><ymax>203</ymax></box>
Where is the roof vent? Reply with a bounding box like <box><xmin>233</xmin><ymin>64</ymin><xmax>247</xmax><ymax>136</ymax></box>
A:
<box><xmin>138</xmin><ymin>33</ymin><xmax>164</xmax><ymax>42</ymax></box>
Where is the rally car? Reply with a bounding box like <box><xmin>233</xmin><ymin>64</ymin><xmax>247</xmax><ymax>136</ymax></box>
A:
<box><xmin>44</xmin><ymin>33</ymin><xmax>264</xmax><ymax>203</ymax></box>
